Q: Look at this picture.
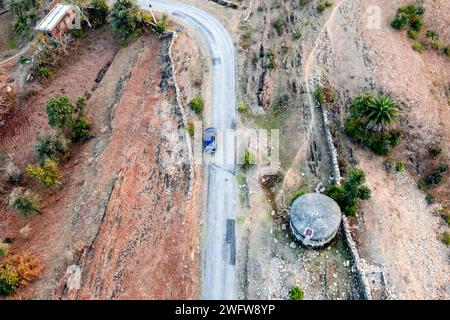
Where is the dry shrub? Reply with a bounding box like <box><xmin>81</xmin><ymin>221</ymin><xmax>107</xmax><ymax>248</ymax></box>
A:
<box><xmin>0</xmin><ymin>83</ymin><xmax>16</xmax><ymax>122</ymax></box>
<box><xmin>4</xmin><ymin>253</ymin><xmax>41</xmax><ymax>287</ymax></box>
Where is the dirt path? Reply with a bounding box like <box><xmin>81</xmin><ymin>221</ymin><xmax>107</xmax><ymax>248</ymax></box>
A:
<box><xmin>282</xmin><ymin>0</ymin><xmax>344</xmax><ymax>192</ymax></box>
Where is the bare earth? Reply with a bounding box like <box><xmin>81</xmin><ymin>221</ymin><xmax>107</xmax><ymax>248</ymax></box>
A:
<box><xmin>321</xmin><ymin>0</ymin><xmax>449</xmax><ymax>299</ymax></box>
<box><xmin>0</xmin><ymin>29</ymin><xmax>199</xmax><ymax>299</ymax></box>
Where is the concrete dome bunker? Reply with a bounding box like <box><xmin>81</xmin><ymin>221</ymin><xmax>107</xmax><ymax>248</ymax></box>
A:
<box><xmin>289</xmin><ymin>193</ymin><xmax>342</xmax><ymax>249</ymax></box>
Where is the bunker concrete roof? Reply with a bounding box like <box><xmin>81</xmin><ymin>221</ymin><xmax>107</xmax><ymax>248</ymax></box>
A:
<box><xmin>290</xmin><ymin>193</ymin><xmax>342</xmax><ymax>245</ymax></box>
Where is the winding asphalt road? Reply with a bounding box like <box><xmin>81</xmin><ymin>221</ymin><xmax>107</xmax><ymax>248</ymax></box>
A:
<box><xmin>137</xmin><ymin>0</ymin><xmax>237</xmax><ymax>299</ymax></box>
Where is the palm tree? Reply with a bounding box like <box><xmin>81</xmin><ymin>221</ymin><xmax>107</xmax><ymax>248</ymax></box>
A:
<box><xmin>366</xmin><ymin>95</ymin><xmax>399</xmax><ymax>130</ymax></box>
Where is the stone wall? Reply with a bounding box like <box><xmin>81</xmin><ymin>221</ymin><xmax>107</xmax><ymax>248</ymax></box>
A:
<box><xmin>167</xmin><ymin>31</ymin><xmax>195</xmax><ymax>198</ymax></box>
<box><xmin>310</xmin><ymin>71</ymin><xmax>372</xmax><ymax>300</ymax></box>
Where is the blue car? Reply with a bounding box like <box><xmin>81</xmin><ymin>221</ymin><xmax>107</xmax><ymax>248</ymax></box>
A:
<box><xmin>203</xmin><ymin>127</ymin><xmax>217</xmax><ymax>154</ymax></box>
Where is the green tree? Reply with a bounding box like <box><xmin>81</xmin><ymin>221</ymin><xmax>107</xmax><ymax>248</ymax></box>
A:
<box><xmin>45</xmin><ymin>96</ymin><xmax>91</xmax><ymax>140</ymax></box>
<box><xmin>7</xmin><ymin>187</ymin><xmax>41</xmax><ymax>216</ymax></box>
<box><xmin>108</xmin><ymin>0</ymin><xmax>142</xmax><ymax>37</ymax></box>
<box><xmin>4</xmin><ymin>0</ymin><xmax>33</xmax><ymax>19</ymax></box>
<box><xmin>45</xmin><ymin>96</ymin><xmax>74</xmax><ymax>129</ymax></box>
<box><xmin>325</xmin><ymin>167</ymin><xmax>371</xmax><ymax>216</ymax></box>
<box><xmin>26</xmin><ymin>159</ymin><xmax>62</xmax><ymax>186</ymax></box>
<box><xmin>71</xmin><ymin>117</ymin><xmax>91</xmax><ymax>140</ymax></box>
<box><xmin>366</xmin><ymin>95</ymin><xmax>399</xmax><ymax>130</ymax></box>
<box><xmin>33</xmin><ymin>133</ymin><xmax>67</xmax><ymax>164</ymax></box>
<box><xmin>90</xmin><ymin>0</ymin><xmax>110</xmax><ymax>27</ymax></box>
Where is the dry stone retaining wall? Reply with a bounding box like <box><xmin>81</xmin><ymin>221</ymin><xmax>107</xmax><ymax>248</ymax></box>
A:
<box><xmin>310</xmin><ymin>71</ymin><xmax>372</xmax><ymax>300</ymax></box>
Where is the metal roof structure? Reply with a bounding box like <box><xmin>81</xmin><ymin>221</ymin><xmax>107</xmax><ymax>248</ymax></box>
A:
<box><xmin>289</xmin><ymin>193</ymin><xmax>342</xmax><ymax>248</ymax></box>
<box><xmin>35</xmin><ymin>4</ymin><xmax>73</xmax><ymax>32</ymax></box>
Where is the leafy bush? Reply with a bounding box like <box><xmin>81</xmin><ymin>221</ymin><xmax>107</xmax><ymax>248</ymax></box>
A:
<box><xmin>442</xmin><ymin>231</ymin><xmax>450</xmax><ymax>246</ymax></box>
<box><xmin>316</xmin><ymin>2</ymin><xmax>326</xmax><ymax>12</ymax></box>
<box><xmin>391</xmin><ymin>3</ymin><xmax>424</xmax><ymax>30</ymax></box>
<box><xmin>383</xmin><ymin>157</ymin><xmax>395</xmax><ymax>171</ymax></box>
<box><xmin>429</xmin><ymin>146</ymin><xmax>442</xmax><ymax>158</ymax></box>
<box><xmin>292</xmin><ymin>29</ymin><xmax>302</xmax><ymax>40</ymax></box>
<box><xmin>409</xmin><ymin>16</ymin><xmax>424</xmax><ymax>32</ymax></box>
<box><xmin>7</xmin><ymin>187</ymin><xmax>41</xmax><ymax>216</ymax></box>
<box><xmin>345</xmin><ymin>116</ymin><xmax>401</xmax><ymax>155</ymax></box>
<box><xmin>345</xmin><ymin>93</ymin><xmax>401</xmax><ymax>155</ymax></box>
<box><xmin>384</xmin><ymin>158</ymin><xmax>405</xmax><ymax>172</ymax></box>
<box><xmin>26</xmin><ymin>159</ymin><xmax>61</xmax><ymax>186</ymax></box>
<box><xmin>391</xmin><ymin>13</ymin><xmax>409</xmax><ymax>30</ymax></box>
<box><xmin>33</xmin><ymin>133</ymin><xmax>67</xmax><ymax>164</ymax></box>
<box><xmin>289</xmin><ymin>286</ymin><xmax>304</xmax><ymax>300</ymax></box>
<box><xmin>0</xmin><ymin>263</ymin><xmax>19</xmax><ymax>296</ymax></box>
<box><xmin>37</xmin><ymin>67</ymin><xmax>51</xmax><ymax>78</ymax></box>
<box><xmin>238</xmin><ymin>102</ymin><xmax>249</xmax><ymax>114</ymax></box>
<box><xmin>46</xmin><ymin>96</ymin><xmax>74</xmax><ymax>129</ymax></box>
<box><xmin>426</xmin><ymin>30</ymin><xmax>439</xmax><ymax>40</ymax></box>
<box><xmin>186</xmin><ymin>122</ymin><xmax>194</xmax><ymax>138</ymax></box>
<box><xmin>408</xmin><ymin>29</ymin><xmax>418</xmax><ymax>39</ymax></box>
<box><xmin>267</xmin><ymin>49</ymin><xmax>276</xmax><ymax>70</ymax></box>
<box><xmin>425</xmin><ymin>193</ymin><xmax>435</xmax><ymax>204</ymax></box>
<box><xmin>242</xmin><ymin>149</ymin><xmax>256</xmax><ymax>169</ymax></box>
<box><xmin>431</xmin><ymin>40</ymin><xmax>441</xmax><ymax>50</ymax></box>
<box><xmin>45</xmin><ymin>96</ymin><xmax>92</xmax><ymax>140</ymax></box>
<box><xmin>71</xmin><ymin>29</ymin><xmax>83</xmax><ymax>38</ymax></box>
<box><xmin>151</xmin><ymin>14</ymin><xmax>168</xmax><ymax>34</ymax></box>
<box><xmin>188</xmin><ymin>97</ymin><xmax>204</xmax><ymax>114</ymax></box>
<box><xmin>71</xmin><ymin>117</ymin><xmax>91</xmax><ymax>141</ymax></box>
<box><xmin>314</xmin><ymin>87</ymin><xmax>325</xmax><ymax>105</ymax></box>
<box><xmin>325</xmin><ymin>167</ymin><xmax>371</xmax><ymax>216</ymax></box>
<box><xmin>395</xmin><ymin>160</ymin><xmax>405</xmax><ymax>172</ymax></box>
<box><xmin>424</xmin><ymin>171</ymin><xmax>443</xmax><ymax>187</ymax></box>
<box><xmin>90</xmin><ymin>0</ymin><xmax>110</xmax><ymax>28</ymax></box>
<box><xmin>443</xmin><ymin>45</ymin><xmax>450</xmax><ymax>57</ymax></box>
<box><xmin>272</xmin><ymin>17</ymin><xmax>286</xmax><ymax>34</ymax></box>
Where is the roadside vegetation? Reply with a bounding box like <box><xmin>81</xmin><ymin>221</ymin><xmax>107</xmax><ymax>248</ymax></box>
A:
<box><xmin>108</xmin><ymin>0</ymin><xmax>167</xmax><ymax>39</ymax></box>
<box><xmin>188</xmin><ymin>96</ymin><xmax>204</xmax><ymax>115</ymax></box>
<box><xmin>242</xmin><ymin>149</ymin><xmax>256</xmax><ymax>169</ymax></box>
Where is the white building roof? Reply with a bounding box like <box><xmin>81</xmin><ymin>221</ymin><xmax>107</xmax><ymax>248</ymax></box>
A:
<box><xmin>35</xmin><ymin>4</ymin><xmax>73</xmax><ymax>32</ymax></box>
